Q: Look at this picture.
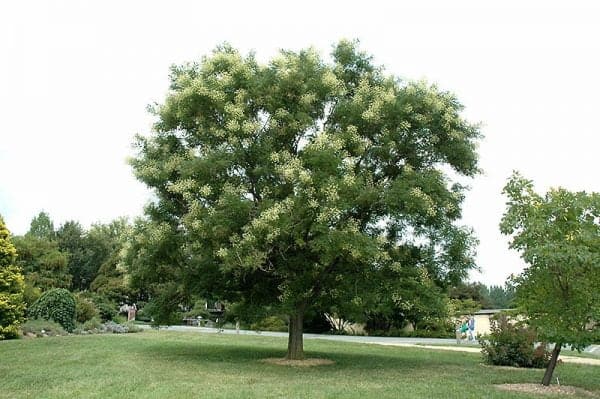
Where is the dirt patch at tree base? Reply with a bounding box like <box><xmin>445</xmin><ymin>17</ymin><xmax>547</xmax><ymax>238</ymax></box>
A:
<box><xmin>496</xmin><ymin>383</ymin><xmax>599</xmax><ymax>397</ymax></box>
<box><xmin>260</xmin><ymin>358</ymin><xmax>335</xmax><ymax>367</ymax></box>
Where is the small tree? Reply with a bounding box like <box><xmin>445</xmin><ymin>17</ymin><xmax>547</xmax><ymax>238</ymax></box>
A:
<box><xmin>0</xmin><ymin>215</ymin><xmax>25</xmax><ymax>339</ymax></box>
<box><xmin>500</xmin><ymin>172</ymin><xmax>600</xmax><ymax>385</ymax></box>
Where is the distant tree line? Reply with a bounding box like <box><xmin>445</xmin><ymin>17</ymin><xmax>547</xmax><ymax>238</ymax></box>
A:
<box><xmin>12</xmin><ymin>211</ymin><xmax>133</xmax><ymax>299</ymax></box>
<box><xmin>2</xmin><ymin>211</ymin><xmax>141</xmax><ymax>330</ymax></box>
<box><xmin>2</xmin><ymin>209</ymin><xmax>516</xmax><ymax>340</ymax></box>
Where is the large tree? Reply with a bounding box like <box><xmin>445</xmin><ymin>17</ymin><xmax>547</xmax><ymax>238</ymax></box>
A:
<box><xmin>479</xmin><ymin>283</ymin><xmax>515</xmax><ymax>309</ymax></box>
<box><xmin>89</xmin><ymin>218</ymin><xmax>134</xmax><ymax>303</ymax></box>
<box><xmin>0</xmin><ymin>215</ymin><xmax>25</xmax><ymax>340</ymax></box>
<box><xmin>13</xmin><ymin>235</ymin><xmax>71</xmax><ymax>291</ymax></box>
<box><xmin>55</xmin><ymin>218</ymin><xmax>131</xmax><ymax>292</ymax></box>
<box><xmin>56</xmin><ymin>221</ymin><xmax>88</xmax><ymax>290</ymax></box>
<box><xmin>13</xmin><ymin>213</ymin><xmax>70</xmax><ymax>291</ymax></box>
<box><xmin>500</xmin><ymin>172</ymin><xmax>600</xmax><ymax>386</ymax></box>
<box><xmin>28</xmin><ymin>211</ymin><xmax>56</xmax><ymax>241</ymax></box>
<box><xmin>129</xmin><ymin>41</ymin><xmax>480</xmax><ymax>359</ymax></box>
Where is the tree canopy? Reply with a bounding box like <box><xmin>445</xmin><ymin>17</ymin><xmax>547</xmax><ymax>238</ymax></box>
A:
<box><xmin>500</xmin><ymin>172</ymin><xmax>600</xmax><ymax>385</ymax></box>
<box><xmin>28</xmin><ymin>211</ymin><xmax>55</xmax><ymax>241</ymax></box>
<box><xmin>129</xmin><ymin>41</ymin><xmax>481</xmax><ymax>359</ymax></box>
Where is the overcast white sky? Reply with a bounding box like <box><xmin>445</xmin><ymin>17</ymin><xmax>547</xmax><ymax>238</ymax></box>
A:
<box><xmin>1</xmin><ymin>1</ymin><xmax>599</xmax><ymax>285</ymax></box>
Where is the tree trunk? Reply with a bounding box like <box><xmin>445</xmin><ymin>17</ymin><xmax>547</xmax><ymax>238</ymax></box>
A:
<box><xmin>286</xmin><ymin>310</ymin><xmax>305</xmax><ymax>360</ymax></box>
<box><xmin>542</xmin><ymin>343</ymin><xmax>562</xmax><ymax>386</ymax></box>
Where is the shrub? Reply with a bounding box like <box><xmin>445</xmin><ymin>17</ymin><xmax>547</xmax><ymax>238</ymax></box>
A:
<box><xmin>183</xmin><ymin>299</ymin><xmax>211</xmax><ymax>320</ymax></box>
<box><xmin>479</xmin><ymin>313</ymin><xmax>550</xmax><ymax>368</ymax></box>
<box><xmin>94</xmin><ymin>299</ymin><xmax>117</xmax><ymax>321</ymax></box>
<box><xmin>102</xmin><ymin>321</ymin><xmax>127</xmax><ymax>333</ymax></box>
<box><xmin>102</xmin><ymin>320</ymin><xmax>143</xmax><ymax>334</ymax></box>
<box><xmin>397</xmin><ymin>329</ymin><xmax>454</xmax><ymax>339</ymax></box>
<box><xmin>124</xmin><ymin>321</ymin><xmax>143</xmax><ymax>333</ymax></box>
<box><xmin>82</xmin><ymin>317</ymin><xmax>103</xmax><ymax>331</ymax></box>
<box><xmin>0</xmin><ymin>216</ymin><xmax>25</xmax><ymax>340</ymax></box>
<box><xmin>112</xmin><ymin>314</ymin><xmax>127</xmax><ymax>324</ymax></box>
<box><xmin>21</xmin><ymin>318</ymin><xmax>66</xmax><ymax>337</ymax></box>
<box><xmin>29</xmin><ymin>288</ymin><xmax>76</xmax><ymax>332</ymax></box>
<box><xmin>22</xmin><ymin>282</ymin><xmax>41</xmax><ymax>308</ymax></box>
<box><xmin>143</xmin><ymin>298</ymin><xmax>184</xmax><ymax>326</ymax></box>
<box><xmin>76</xmin><ymin>292</ymin><xmax>117</xmax><ymax>321</ymax></box>
<box><xmin>250</xmin><ymin>316</ymin><xmax>288</xmax><ymax>332</ymax></box>
<box><xmin>415</xmin><ymin>318</ymin><xmax>455</xmax><ymax>337</ymax></box>
<box><xmin>74</xmin><ymin>293</ymin><xmax>99</xmax><ymax>323</ymax></box>
<box><xmin>135</xmin><ymin>307</ymin><xmax>152</xmax><ymax>323</ymax></box>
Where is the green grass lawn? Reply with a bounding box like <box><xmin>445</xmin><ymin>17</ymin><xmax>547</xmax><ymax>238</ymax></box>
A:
<box><xmin>1</xmin><ymin>331</ymin><xmax>598</xmax><ymax>399</ymax></box>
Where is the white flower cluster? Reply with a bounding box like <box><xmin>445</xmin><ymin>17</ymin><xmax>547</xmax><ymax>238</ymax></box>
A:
<box><xmin>300</xmin><ymin>93</ymin><xmax>317</xmax><ymax>107</ymax></box>
<box><xmin>353</xmin><ymin>80</ymin><xmax>396</xmax><ymax>123</ymax></box>
<box><xmin>273</xmin><ymin>108</ymin><xmax>289</xmax><ymax>120</ymax></box>
<box><xmin>321</xmin><ymin>70</ymin><xmax>342</xmax><ymax>92</ymax></box>
<box><xmin>309</xmin><ymin>132</ymin><xmax>343</xmax><ymax>152</ymax></box>
<box><xmin>135</xmin><ymin>162</ymin><xmax>160</xmax><ymax>181</ymax></box>
<box><xmin>216</xmin><ymin>247</ymin><xmax>228</xmax><ymax>259</ymax></box>
<box><xmin>241</xmin><ymin>120</ymin><xmax>259</xmax><ymax>136</ymax></box>
<box><xmin>277</xmin><ymin>158</ymin><xmax>303</xmax><ymax>181</ymax></box>
<box><xmin>316</xmin><ymin>206</ymin><xmax>341</xmax><ymax>224</ymax></box>
<box><xmin>189</xmin><ymin>80</ymin><xmax>226</xmax><ymax>103</ymax></box>
<box><xmin>198</xmin><ymin>184</ymin><xmax>212</xmax><ymax>197</ymax></box>
<box><xmin>322</xmin><ymin>182</ymin><xmax>340</xmax><ymax>202</ymax></box>
<box><xmin>180</xmin><ymin>201</ymin><xmax>212</xmax><ymax>239</ymax></box>
<box><xmin>147</xmin><ymin>222</ymin><xmax>172</xmax><ymax>246</ymax></box>
<box><xmin>225</xmin><ymin>119</ymin><xmax>239</xmax><ymax>132</ymax></box>
<box><xmin>272</xmin><ymin>152</ymin><xmax>312</xmax><ymax>185</ymax></box>
<box><xmin>307</xmin><ymin>198</ymin><xmax>319</xmax><ymax>209</ymax></box>
<box><xmin>224</xmin><ymin>102</ymin><xmax>245</xmax><ymax>120</ymax></box>
<box><xmin>166</xmin><ymin>178</ymin><xmax>199</xmax><ymax>203</ymax></box>
<box><xmin>448</xmin><ymin>129</ymin><xmax>465</xmax><ymax>140</ymax></box>
<box><xmin>409</xmin><ymin>187</ymin><xmax>437</xmax><ymax>218</ymax></box>
<box><xmin>344</xmin><ymin>125</ymin><xmax>369</xmax><ymax>155</ymax></box>
<box><xmin>164</xmin><ymin>154</ymin><xmax>188</xmax><ymax>174</ymax></box>
<box><xmin>342</xmin><ymin>173</ymin><xmax>356</xmax><ymax>187</ymax></box>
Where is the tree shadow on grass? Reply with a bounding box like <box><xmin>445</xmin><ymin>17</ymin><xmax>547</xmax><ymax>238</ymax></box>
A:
<box><xmin>135</xmin><ymin>337</ymin><xmax>474</xmax><ymax>374</ymax></box>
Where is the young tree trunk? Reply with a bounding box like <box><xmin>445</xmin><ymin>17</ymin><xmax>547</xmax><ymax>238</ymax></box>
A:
<box><xmin>542</xmin><ymin>343</ymin><xmax>562</xmax><ymax>386</ymax></box>
<box><xmin>286</xmin><ymin>309</ymin><xmax>305</xmax><ymax>360</ymax></box>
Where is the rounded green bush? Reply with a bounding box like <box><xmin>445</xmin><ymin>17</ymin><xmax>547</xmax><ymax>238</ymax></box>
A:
<box><xmin>29</xmin><ymin>288</ymin><xmax>76</xmax><ymax>332</ymax></box>
<box><xmin>479</xmin><ymin>313</ymin><xmax>550</xmax><ymax>368</ymax></box>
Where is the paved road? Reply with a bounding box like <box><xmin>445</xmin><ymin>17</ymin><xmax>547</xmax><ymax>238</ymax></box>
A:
<box><xmin>140</xmin><ymin>324</ymin><xmax>600</xmax><ymax>355</ymax></box>
<box><xmin>141</xmin><ymin>324</ymin><xmax>468</xmax><ymax>345</ymax></box>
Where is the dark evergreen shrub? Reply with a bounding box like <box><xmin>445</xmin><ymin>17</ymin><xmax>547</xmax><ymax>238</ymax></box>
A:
<box><xmin>29</xmin><ymin>288</ymin><xmax>76</xmax><ymax>332</ymax></box>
